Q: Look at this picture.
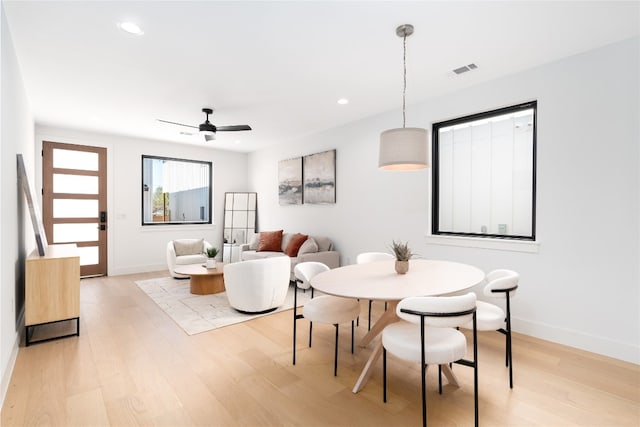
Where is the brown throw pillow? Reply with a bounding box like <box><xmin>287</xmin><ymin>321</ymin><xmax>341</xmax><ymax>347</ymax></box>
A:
<box><xmin>284</xmin><ymin>233</ymin><xmax>308</xmax><ymax>257</ymax></box>
<box><xmin>257</xmin><ymin>230</ymin><xmax>284</xmax><ymax>252</ymax></box>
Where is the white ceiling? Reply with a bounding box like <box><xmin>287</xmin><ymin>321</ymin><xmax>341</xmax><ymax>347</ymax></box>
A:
<box><xmin>3</xmin><ymin>1</ymin><xmax>639</xmax><ymax>152</ymax></box>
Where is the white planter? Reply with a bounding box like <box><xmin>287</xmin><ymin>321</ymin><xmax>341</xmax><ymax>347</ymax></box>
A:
<box><xmin>206</xmin><ymin>259</ymin><xmax>217</xmax><ymax>269</ymax></box>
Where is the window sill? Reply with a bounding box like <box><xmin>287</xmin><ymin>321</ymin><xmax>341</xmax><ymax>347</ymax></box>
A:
<box><xmin>424</xmin><ymin>234</ymin><xmax>539</xmax><ymax>253</ymax></box>
<box><xmin>140</xmin><ymin>223</ymin><xmax>215</xmax><ymax>232</ymax></box>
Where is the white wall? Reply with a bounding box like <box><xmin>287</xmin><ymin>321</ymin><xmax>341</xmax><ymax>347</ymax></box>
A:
<box><xmin>35</xmin><ymin>126</ymin><xmax>248</xmax><ymax>275</ymax></box>
<box><xmin>248</xmin><ymin>37</ymin><xmax>640</xmax><ymax>363</ymax></box>
<box><xmin>0</xmin><ymin>3</ymin><xmax>35</xmax><ymax>405</ymax></box>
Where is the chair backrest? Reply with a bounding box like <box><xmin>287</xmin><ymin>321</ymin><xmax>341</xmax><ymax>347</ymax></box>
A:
<box><xmin>484</xmin><ymin>269</ymin><xmax>519</xmax><ymax>299</ymax></box>
<box><xmin>356</xmin><ymin>252</ymin><xmax>394</xmax><ymax>264</ymax></box>
<box><xmin>396</xmin><ymin>293</ymin><xmax>477</xmax><ymax>328</ymax></box>
<box><xmin>224</xmin><ymin>255</ymin><xmax>291</xmax><ymax>282</ymax></box>
<box><xmin>294</xmin><ymin>261</ymin><xmax>330</xmax><ymax>290</ymax></box>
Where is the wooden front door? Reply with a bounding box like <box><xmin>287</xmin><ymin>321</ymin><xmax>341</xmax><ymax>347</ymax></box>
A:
<box><xmin>42</xmin><ymin>141</ymin><xmax>107</xmax><ymax>277</ymax></box>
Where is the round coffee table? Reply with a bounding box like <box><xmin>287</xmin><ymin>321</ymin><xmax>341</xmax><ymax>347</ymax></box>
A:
<box><xmin>173</xmin><ymin>263</ymin><xmax>225</xmax><ymax>295</ymax></box>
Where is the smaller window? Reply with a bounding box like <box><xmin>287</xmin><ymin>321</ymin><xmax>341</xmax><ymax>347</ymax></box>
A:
<box><xmin>432</xmin><ymin>101</ymin><xmax>537</xmax><ymax>240</ymax></box>
<box><xmin>141</xmin><ymin>155</ymin><xmax>212</xmax><ymax>225</ymax></box>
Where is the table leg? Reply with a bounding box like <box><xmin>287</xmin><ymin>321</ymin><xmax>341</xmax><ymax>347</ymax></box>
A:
<box><xmin>352</xmin><ymin>299</ymin><xmax>460</xmax><ymax>393</ymax></box>
<box><xmin>353</xmin><ymin>341</ymin><xmax>384</xmax><ymax>393</ymax></box>
<box><xmin>440</xmin><ymin>364</ymin><xmax>459</xmax><ymax>387</ymax></box>
<box><xmin>359</xmin><ymin>300</ymin><xmax>399</xmax><ymax>348</ymax></box>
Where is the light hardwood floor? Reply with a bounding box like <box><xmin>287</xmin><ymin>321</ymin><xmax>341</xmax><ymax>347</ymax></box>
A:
<box><xmin>2</xmin><ymin>271</ymin><xmax>639</xmax><ymax>426</ymax></box>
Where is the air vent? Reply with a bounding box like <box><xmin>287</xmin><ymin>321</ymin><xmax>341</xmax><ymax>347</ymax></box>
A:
<box><xmin>453</xmin><ymin>63</ymin><xmax>478</xmax><ymax>75</ymax></box>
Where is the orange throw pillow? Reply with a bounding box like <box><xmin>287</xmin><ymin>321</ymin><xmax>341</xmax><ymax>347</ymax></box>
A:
<box><xmin>257</xmin><ymin>230</ymin><xmax>283</xmax><ymax>252</ymax></box>
<box><xmin>284</xmin><ymin>233</ymin><xmax>308</xmax><ymax>257</ymax></box>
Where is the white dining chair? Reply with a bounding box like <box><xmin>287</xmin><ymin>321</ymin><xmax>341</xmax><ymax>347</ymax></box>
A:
<box><xmin>382</xmin><ymin>293</ymin><xmax>478</xmax><ymax>427</ymax></box>
<box><xmin>356</xmin><ymin>252</ymin><xmax>394</xmax><ymax>330</ymax></box>
<box><xmin>293</xmin><ymin>262</ymin><xmax>360</xmax><ymax>376</ymax></box>
<box><xmin>462</xmin><ymin>269</ymin><xmax>519</xmax><ymax>388</ymax></box>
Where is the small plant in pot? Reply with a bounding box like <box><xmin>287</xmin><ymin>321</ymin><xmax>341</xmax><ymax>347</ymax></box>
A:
<box><xmin>390</xmin><ymin>240</ymin><xmax>413</xmax><ymax>274</ymax></box>
<box><xmin>205</xmin><ymin>246</ymin><xmax>219</xmax><ymax>269</ymax></box>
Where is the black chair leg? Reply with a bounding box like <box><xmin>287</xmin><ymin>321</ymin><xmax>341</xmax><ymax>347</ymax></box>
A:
<box><xmin>506</xmin><ymin>295</ymin><xmax>514</xmax><ymax>388</ymax></box>
<box><xmin>383</xmin><ymin>348</ymin><xmax>387</xmax><ymax>403</ymax></box>
<box><xmin>309</xmin><ymin>322</ymin><xmax>313</xmax><ymax>347</ymax></box>
<box><xmin>293</xmin><ymin>285</ymin><xmax>297</xmax><ymax>365</ymax></box>
<box><xmin>351</xmin><ymin>320</ymin><xmax>355</xmax><ymax>353</ymax></box>
<box><xmin>368</xmin><ymin>300</ymin><xmax>372</xmax><ymax>331</ymax></box>
<box><xmin>508</xmin><ymin>329</ymin><xmax>513</xmax><ymax>388</ymax></box>
<box><xmin>438</xmin><ymin>365</ymin><xmax>442</xmax><ymax>394</ymax></box>
<box><xmin>473</xmin><ymin>315</ymin><xmax>479</xmax><ymax>427</ymax></box>
<box><xmin>422</xmin><ymin>363</ymin><xmax>427</xmax><ymax>427</ymax></box>
<box><xmin>334</xmin><ymin>324</ymin><xmax>339</xmax><ymax>376</ymax></box>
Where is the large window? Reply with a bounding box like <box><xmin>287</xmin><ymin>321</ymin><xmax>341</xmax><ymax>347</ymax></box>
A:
<box><xmin>142</xmin><ymin>155</ymin><xmax>212</xmax><ymax>225</ymax></box>
<box><xmin>432</xmin><ymin>101</ymin><xmax>536</xmax><ymax>240</ymax></box>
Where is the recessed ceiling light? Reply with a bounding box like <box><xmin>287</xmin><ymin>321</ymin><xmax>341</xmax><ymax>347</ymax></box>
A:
<box><xmin>234</xmin><ymin>140</ymin><xmax>241</xmax><ymax>144</ymax></box>
<box><xmin>337</xmin><ymin>98</ymin><xmax>349</xmax><ymax>105</ymax></box>
<box><xmin>118</xmin><ymin>21</ymin><xmax>144</xmax><ymax>35</ymax></box>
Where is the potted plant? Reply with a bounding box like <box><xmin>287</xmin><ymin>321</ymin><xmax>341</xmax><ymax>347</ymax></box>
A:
<box><xmin>205</xmin><ymin>246</ymin><xmax>219</xmax><ymax>269</ymax></box>
<box><xmin>390</xmin><ymin>240</ymin><xmax>413</xmax><ymax>274</ymax></box>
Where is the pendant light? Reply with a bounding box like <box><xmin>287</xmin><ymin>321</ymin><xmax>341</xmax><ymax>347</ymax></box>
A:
<box><xmin>378</xmin><ymin>24</ymin><xmax>428</xmax><ymax>171</ymax></box>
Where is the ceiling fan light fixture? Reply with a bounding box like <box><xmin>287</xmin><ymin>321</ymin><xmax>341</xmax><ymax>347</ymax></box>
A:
<box><xmin>378</xmin><ymin>24</ymin><xmax>428</xmax><ymax>171</ymax></box>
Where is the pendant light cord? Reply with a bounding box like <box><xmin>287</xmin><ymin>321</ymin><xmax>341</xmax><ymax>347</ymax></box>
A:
<box><xmin>402</xmin><ymin>33</ymin><xmax>407</xmax><ymax>128</ymax></box>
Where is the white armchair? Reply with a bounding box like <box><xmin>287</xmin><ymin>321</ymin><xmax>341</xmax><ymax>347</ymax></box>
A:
<box><xmin>166</xmin><ymin>238</ymin><xmax>213</xmax><ymax>278</ymax></box>
<box><xmin>223</xmin><ymin>256</ymin><xmax>291</xmax><ymax>314</ymax></box>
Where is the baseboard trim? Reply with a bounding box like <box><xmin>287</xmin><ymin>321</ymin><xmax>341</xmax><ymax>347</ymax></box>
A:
<box><xmin>107</xmin><ymin>264</ymin><xmax>168</xmax><ymax>276</ymax></box>
<box><xmin>0</xmin><ymin>329</ymin><xmax>21</xmax><ymax>409</ymax></box>
<box><xmin>513</xmin><ymin>317</ymin><xmax>639</xmax><ymax>364</ymax></box>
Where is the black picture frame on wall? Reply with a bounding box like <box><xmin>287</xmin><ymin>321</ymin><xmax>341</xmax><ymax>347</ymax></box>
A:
<box><xmin>303</xmin><ymin>149</ymin><xmax>336</xmax><ymax>204</ymax></box>
<box><xmin>17</xmin><ymin>154</ymin><xmax>48</xmax><ymax>256</ymax></box>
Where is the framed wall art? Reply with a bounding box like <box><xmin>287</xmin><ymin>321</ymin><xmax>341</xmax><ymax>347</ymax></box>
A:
<box><xmin>303</xmin><ymin>149</ymin><xmax>336</xmax><ymax>204</ymax></box>
<box><xmin>278</xmin><ymin>157</ymin><xmax>302</xmax><ymax>205</ymax></box>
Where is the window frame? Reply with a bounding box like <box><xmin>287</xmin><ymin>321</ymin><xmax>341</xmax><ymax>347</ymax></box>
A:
<box><xmin>141</xmin><ymin>155</ymin><xmax>213</xmax><ymax>226</ymax></box>
<box><xmin>431</xmin><ymin>101</ymin><xmax>537</xmax><ymax>241</ymax></box>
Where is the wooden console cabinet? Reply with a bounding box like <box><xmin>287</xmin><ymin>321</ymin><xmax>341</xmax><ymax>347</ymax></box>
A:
<box><xmin>25</xmin><ymin>243</ymin><xmax>80</xmax><ymax>346</ymax></box>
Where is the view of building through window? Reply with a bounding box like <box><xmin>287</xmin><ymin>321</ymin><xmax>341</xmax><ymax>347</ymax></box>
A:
<box><xmin>142</xmin><ymin>155</ymin><xmax>212</xmax><ymax>225</ymax></box>
<box><xmin>432</xmin><ymin>101</ymin><xmax>537</xmax><ymax>240</ymax></box>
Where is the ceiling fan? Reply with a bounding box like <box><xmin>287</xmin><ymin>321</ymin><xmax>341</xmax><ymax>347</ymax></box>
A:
<box><xmin>158</xmin><ymin>108</ymin><xmax>251</xmax><ymax>141</ymax></box>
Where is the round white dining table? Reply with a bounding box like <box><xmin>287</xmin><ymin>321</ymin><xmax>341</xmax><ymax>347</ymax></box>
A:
<box><xmin>311</xmin><ymin>259</ymin><xmax>485</xmax><ymax>393</ymax></box>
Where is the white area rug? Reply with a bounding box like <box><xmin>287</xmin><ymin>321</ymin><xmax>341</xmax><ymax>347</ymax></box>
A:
<box><xmin>135</xmin><ymin>276</ymin><xmax>310</xmax><ymax>335</ymax></box>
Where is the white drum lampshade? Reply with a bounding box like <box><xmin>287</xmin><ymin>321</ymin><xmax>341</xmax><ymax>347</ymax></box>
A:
<box><xmin>378</xmin><ymin>127</ymin><xmax>428</xmax><ymax>171</ymax></box>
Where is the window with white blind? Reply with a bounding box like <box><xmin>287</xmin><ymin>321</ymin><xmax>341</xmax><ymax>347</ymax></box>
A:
<box><xmin>141</xmin><ymin>155</ymin><xmax>212</xmax><ymax>225</ymax></box>
<box><xmin>432</xmin><ymin>101</ymin><xmax>537</xmax><ymax>240</ymax></box>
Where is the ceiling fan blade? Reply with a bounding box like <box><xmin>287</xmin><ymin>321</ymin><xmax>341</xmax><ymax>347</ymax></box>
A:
<box><xmin>216</xmin><ymin>125</ymin><xmax>252</xmax><ymax>132</ymax></box>
<box><xmin>157</xmin><ymin>119</ymin><xmax>198</xmax><ymax>129</ymax></box>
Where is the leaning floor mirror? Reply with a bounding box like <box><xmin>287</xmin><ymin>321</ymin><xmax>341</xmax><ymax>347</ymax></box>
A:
<box><xmin>222</xmin><ymin>192</ymin><xmax>257</xmax><ymax>263</ymax></box>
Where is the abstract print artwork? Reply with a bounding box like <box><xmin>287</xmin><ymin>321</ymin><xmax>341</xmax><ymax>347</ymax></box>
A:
<box><xmin>278</xmin><ymin>157</ymin><xmax>302</xmax><ymax>205</ymax></box>
<box><xmin>303</xmin><ymin>149</ymin><xmax>336</xmax><ymax>204</ymax></box>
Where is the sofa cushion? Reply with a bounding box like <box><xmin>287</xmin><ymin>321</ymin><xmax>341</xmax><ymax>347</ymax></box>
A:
<box><xmin>298</xmin><ymin>237</ymin><xmax>319</xmax><ymax>255</ymax></box>
<box><xmin>248</xmin><ymin>233</ymin><xmax>259</xmax><ymax>250</ymax></box>
<box><xmin>242</xmin><ymin>251</ymin><xmax>283</xmax><ymax>261</ymax></box>
<box><xmin>258</xmin><ymin>230</ymin><xmax>283</xmax><ymax>252</ymax></box>
<box><xmin>173</xmin><ymin>238</ymin><xmax>204</xmax><ymax>256</ymax></box>
<box><xmin>285</xmin><ymin>233</ymin><xmax>308</xmax><ymax>257</ymax></box>
<box><xmin>175</xmin><ymin>254</ymin><xmax>207</xmax><ymax>265</ymax></box>
<box><xmin>280</xmin><ymin>233</ymin><xmax>294</xmax><ymax>252</ymax></box>
<box><xmin>311</xmin><ymin>236</ymin><xmax>333</xmax><ymax>252</ymax></box>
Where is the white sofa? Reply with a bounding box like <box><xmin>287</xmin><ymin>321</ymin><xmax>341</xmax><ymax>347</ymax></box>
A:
<box><xmin>166</xmin><ymin>238</ymin><xmax>213</xmax><ymax>278</ymax></box>
<box><xmin>239</xmin><ymin>232</ymin><xmax>339</xmax><ymax>280</ymax></box>
<box><xmin>224</xmin><ymin>256</ymin><xmax>291</xmax><ymax>313</ymax></box>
